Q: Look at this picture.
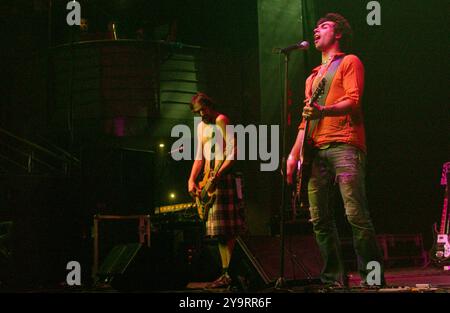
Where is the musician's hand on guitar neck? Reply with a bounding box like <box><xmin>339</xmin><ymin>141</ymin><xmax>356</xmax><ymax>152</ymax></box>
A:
<box><xmin>188</xmin><ymin>179</ymin><xmax>200</xmax><ymax>197</ymax></box>
<box><xmin>302</xmin><ymin>102</ymin><xmax>324</xmax><ymax>120</ymax></box>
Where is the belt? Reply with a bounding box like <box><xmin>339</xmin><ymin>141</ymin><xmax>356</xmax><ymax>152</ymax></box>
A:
<box><xmin>317</xmin><ymin>142</ymin><xmax>344</xmax><ymax>150</ymax></box>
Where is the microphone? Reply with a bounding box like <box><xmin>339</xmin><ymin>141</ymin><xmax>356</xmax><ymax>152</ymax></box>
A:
<box><xmin>274</xmin><ymin>41</ymin><xmax>310</xmax><ymax>54</ymax></box>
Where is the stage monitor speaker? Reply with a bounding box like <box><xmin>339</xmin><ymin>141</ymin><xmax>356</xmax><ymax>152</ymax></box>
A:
<box><xmin>228</xmin><ymin>235</ymin><xmax>323</xmax><ymax>291</ymax></box>
<box><xmin>96</xmin><ymin>243</ymin><xmax>188</xmax><ymax>291</ymax></box>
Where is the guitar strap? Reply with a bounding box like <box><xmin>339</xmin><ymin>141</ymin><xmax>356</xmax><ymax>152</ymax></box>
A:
<box><xmin>207</xmin><ymin>128</ymin><xmax>227</xmax><ymax>176</ymax></box>
<box><xmin>209</xmin><ymin>140</ymin><xmax>215</xmax><ymax>173</ymax></box>
<box><xmin>307</xmin><ymin>55</ymin><xmax>345</xmax><ymax>140</ymax></box>
<box><xmin>202</xmin><ymin>127</ymin><xmax>215</xmax><ymax>176</ymax></box>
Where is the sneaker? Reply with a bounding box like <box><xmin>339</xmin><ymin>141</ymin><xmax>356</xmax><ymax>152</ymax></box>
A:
<box><xmin>205</xmin><ymin>274</ymin><xmax>232</xmax><ymax>289</ymax></box>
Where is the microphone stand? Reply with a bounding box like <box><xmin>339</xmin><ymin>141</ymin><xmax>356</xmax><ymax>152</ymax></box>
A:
<box><xmin>275</xmin><ymin>49</ymin><xmax>314</xmax><ymax>290</ymax></box>
<box><xmin>274</xmin><ymin>51</ymin><xmax>291</xmax><ymax>290</ymax></box>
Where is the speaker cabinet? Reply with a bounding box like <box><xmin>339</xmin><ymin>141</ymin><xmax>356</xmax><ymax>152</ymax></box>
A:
<box><xmin>96</xmin><ymin>243</ymin><xmax>188</xmax><ymax>291</ymax></box>
<box><xmin>228</xmin><ymin>235</ymin><xmax>323</xmax><ymax>291</ymax></box>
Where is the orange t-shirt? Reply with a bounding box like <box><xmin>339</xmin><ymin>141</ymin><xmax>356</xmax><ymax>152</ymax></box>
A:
<box><xmin>300</xmin><ymin>54</ymin><xmax>366</xmax><ymax>153</ymax></box>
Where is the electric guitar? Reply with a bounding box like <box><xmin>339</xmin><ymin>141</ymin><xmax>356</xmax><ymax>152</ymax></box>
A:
<box><xmin>431</xmin><ymin>162</ymin><xmax>450</xmax><ymax>263</ymax></box>
<box><xmin>291</xmin><ymin>78</ymin><xmax>326</xmax><ymax>217</ymax></box>
<box><xmin>192</xmin><ymin>147</ymin><xmax>231</xmax><ymax>221</ymax></box>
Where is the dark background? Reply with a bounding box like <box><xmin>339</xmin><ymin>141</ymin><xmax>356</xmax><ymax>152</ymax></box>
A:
<box><xmin>0</xmin><ymin>0</ymin><xmax>448</xmax><ymax>288</ymax></box>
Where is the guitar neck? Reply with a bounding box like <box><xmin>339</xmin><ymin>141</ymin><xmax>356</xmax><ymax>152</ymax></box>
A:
<box><xmin>297</xmin><ymin>79</ymin><xmax>325</xmax><ymax>160</ymax></box>
<box><xmin>203</xmin><ymin>158</ymin><xmax>226</xmax><ymax>192</ymax></box>
<box><xmin>299</xmin><ymin>123</ymin><xmax>310</xmax><ymax>161</ymax></box>
<box><xmin>439</xmin><ymin>163</ymin><xmax>450</xmax><ymax>234</ymax></box>
<box><xmin>440</xmin><ymin>185</ymin><xmax>449</xmax><ymax>234</ymax></box>
<box><xmin>298</xmin><ymin>96</ymin><xmax>317</xmax><ymax>160</ymax></box>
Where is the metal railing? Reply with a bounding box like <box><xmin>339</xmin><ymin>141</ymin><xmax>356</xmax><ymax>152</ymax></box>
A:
<box><xmin>0</xmin><ymin>127</ymin><xmax>80</xmax><ymax>176</ymax></box>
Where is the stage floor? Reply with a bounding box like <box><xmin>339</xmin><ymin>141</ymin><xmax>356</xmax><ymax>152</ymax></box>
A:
<box><xmin>3</xmin><ymin>265</ymin><xmax>449</xmax><ymax>293</ymax></box>
<box><xmin>183</xmin><ymin>265</ymin><xmax>450</xmax><ymax>293</ymax></box>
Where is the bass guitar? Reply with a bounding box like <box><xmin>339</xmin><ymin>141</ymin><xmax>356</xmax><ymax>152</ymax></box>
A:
<box><xmin>192</xmin><ymin>148</ymin><xmax>231</xmax><ymax>221</ymax></box>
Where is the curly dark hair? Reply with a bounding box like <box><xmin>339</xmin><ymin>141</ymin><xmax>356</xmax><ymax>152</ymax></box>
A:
<box><xmin>317</xmin><ymin>13</ymin><xmax>353</xmax><ymax>52</ymax></box>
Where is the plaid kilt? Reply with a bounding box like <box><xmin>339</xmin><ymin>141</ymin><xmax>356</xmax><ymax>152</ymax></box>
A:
<box><xmin>205</xmin><ymin>173</ymin><xmax>246</xmax><ymax>237</ymax></box>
